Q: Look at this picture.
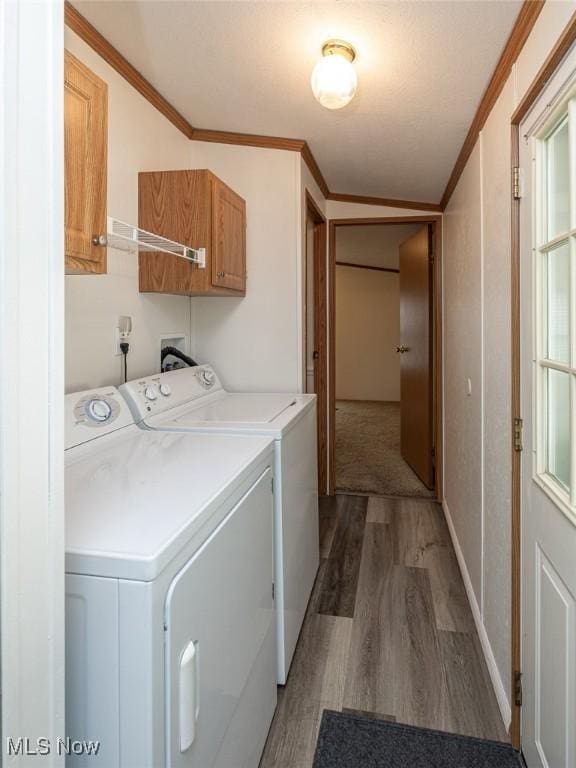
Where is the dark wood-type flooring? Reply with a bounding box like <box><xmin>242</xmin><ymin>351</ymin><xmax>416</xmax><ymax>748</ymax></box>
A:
<box><xmin>259</xmin><ymin>495</ymin><xmax>508</xmax><ymax>768</ymax></box>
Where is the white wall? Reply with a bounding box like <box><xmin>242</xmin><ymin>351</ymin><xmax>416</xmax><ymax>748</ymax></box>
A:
<box><xmin>336</xmin><ymin>265</ymin><xmax>400</xmax><ymax>401</ymax></box>
<box><xmin>336</xmin><ymin>223</ymin><xmax>421</xmax><ymax>269</ymax></box>
<box><xmin>65</xmin><ymin>30</ymin><xmax>192</xmax><ymax>393</ymax></box>
<box><xmin>189</xmin><ymin>143</ymin><xmax>302</xmax><ymax>393</ymax></box>
<box><xmin>444</xmin><ymin>142</ymin><xmax>483</xmax><ymax>605</ymax></box>
<box><xmin>326</xmin><ymin>199</ymin><xmax>435</xmax><ymax>220</ymax></box>
<box><xmin>442</xmin><ymin>2</ymin><xmax>576</xmax><ymax>727</ymax></box>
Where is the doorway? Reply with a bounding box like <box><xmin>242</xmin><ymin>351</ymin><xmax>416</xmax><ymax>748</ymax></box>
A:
<box><xmin>304</xmin><ymin>192</ymin><xmax>328</xmax><ymax>495</ymax></box>
<box><xmin>329</xmin><ymin>216</ymin><xmax>443</xmax><ymax>499</ymax></box>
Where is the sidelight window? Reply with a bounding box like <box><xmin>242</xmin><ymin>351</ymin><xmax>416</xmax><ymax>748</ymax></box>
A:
<box><xmin>535</xmin><ymin>97</ymin><xmax>576</xmax><ymax>515</ymax></box>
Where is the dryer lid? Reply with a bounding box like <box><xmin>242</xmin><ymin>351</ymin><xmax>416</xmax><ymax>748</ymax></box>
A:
<box><xmin>65</xmin><ymin>429</ymin><xmax>274</xmax><ymax>581</ymax></box>
<box><xmin>174</xmin><ymin>393</ymin><xmax>297</xmax><ymax>425</ymax></box>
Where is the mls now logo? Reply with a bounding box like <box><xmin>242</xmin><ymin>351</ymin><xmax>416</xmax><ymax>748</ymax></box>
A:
<box><xmin>7</xmin><ymin>737</ymin><xmax>101</xmax><ymax>756</ymax></box>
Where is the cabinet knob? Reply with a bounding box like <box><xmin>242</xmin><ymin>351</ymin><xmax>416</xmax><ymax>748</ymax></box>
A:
<box><xmin>92</xmin><ymin>234</ymin><xmax>107</xmax><ymax>247</ymax></box>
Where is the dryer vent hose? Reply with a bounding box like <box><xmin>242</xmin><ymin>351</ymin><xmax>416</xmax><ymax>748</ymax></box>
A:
<box><xmin>161</xmin><ymin>346</ymin><xmax>198</xmax><ymax>371</ymax></box>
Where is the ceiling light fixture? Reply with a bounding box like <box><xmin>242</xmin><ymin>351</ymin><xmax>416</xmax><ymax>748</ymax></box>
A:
<box><xmin>311</xmin><ymin>39</ymin><xmax>357</xmax><ymax>110</ymax></box>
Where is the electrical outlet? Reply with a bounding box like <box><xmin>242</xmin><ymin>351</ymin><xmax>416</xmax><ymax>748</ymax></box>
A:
<box><xmin>114</xmin><ymin>316</ymin><xmax>133</xmax><ymax>356</ymax></box>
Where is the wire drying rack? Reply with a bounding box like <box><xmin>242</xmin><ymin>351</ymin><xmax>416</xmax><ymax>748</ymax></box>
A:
<box><xmin>105</xmin><ymin>217</ymin><xmax>206</xmax><ymax>268</ymax></box>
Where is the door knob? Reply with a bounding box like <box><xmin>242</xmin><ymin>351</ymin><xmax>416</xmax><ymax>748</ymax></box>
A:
<box><xmin>92</xmin><ymin>234</ymin><xmax>107</xmax><ymax>246</ymax></box>
<box><xmin>396</xmin><ymin>345</ymin><xmax>409</xmax><ymax>354</ymax></box>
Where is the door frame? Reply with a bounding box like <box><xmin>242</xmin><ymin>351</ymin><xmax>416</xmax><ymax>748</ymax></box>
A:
<box><xmin>509</xmin><ymin>16</ymin><xmax>576</xmax><ymax>751</ymax></box>
<box><xmin>0</xmin><ymin>0</ymin><xmax>66</xmax><ymax>760</ymax></box>
<box><xmin>305</xmin><ymin>191</ymin><xmax>328</xmax><ymax>495</ymax></box>
<box><xmin>328</xmin><ymin>215</ymin><xmax>443</xmax><ymax>500</ymax></box>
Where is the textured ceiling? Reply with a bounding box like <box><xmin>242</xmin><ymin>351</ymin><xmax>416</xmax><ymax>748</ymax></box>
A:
<box><xmin>73</xmin><ymin>0</ymin><xmax>523</xmax><ymax>203</ymax></box>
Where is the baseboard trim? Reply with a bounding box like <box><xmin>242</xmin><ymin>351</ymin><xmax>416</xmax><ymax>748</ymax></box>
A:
<box><xmin>441</xmin><ymin>499</ymin><xmax>512</xmax><ymax>731</ymax></box>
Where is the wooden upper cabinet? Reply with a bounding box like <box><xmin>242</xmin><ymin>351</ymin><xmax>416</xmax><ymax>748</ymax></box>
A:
<box><xmin>211</xmin><ymin>177</ymin><xmax>246</xmax><ymax>292</ymax></box>
<box><xmin>65</xmin><ymin>51</ymin><xmax>108</xmax><ymax>274</ymax></box>
<box><xmin>138</xmin><ymin>170</ymin><xmax>247</xmax><ymax>296</ymax></box>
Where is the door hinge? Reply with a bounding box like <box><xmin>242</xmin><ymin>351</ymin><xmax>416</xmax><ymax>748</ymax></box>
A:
<box><xmin>513</xmin><ymin>417</ymin><xmax>523</xmax><ymax>452</ymax></box>
<box><xmin>271</xmin><ymin>477</ymin><xmax>274</xmax><ymax>495</ymax></box>
<box><xmin>513</xmin><ymin>166</ymin><xmax>524</xmax><ymax>199</ymax></box>
<box><xmin>514</xmin><ymin>670</ymin><xmax>523</xmax><ymax>707</ymax></box>
<box><xmin>272</xmin><ymin>583</ymin><xmax>275</xmax><ymax>600</ymax></box>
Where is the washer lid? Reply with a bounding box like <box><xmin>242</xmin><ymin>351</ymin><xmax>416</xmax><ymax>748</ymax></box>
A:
<box><xmin>65</xmin><ymin>429</ymin><xmax>274</xmax><ymax>582</ymax></box>
<box><xmin>176</xmin><ymin>393</ymin><xmax>297</xmax><ymax>424</ymax></box>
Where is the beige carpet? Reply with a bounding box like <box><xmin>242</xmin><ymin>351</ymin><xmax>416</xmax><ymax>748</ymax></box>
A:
<box><xmin>335</xmin><ymin>400</ymin><xmax>435</xmax><ymax>498</ymax></box>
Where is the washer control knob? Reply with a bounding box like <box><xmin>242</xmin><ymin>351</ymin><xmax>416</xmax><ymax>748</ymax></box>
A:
<box><xmin>144</xmin><ymin>384</ymin><xmax>158</xmax><ymax>401</ymax></box>
<box><xmin>200</xmin><ymin>369</ymin><xmax>215</xmax><ymax>387</ymax></box>
<box><xmin>159</xmin><ymin>383</ymin><xmax>172</xmax><ymax>397</ymax></box>
<box><xmin>86</xmin><ymin>398</ymin><xmax>112</xmax><ymax>423</ymax></box>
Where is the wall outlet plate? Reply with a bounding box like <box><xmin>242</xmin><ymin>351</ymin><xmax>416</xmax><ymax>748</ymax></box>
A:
<box><xmin>114</xmin><ymin>316</ymin><xmax>133</xmax><ymax>356</ymax></box>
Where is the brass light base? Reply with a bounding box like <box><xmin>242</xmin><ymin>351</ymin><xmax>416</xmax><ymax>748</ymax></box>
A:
<box><xmin>321</xmin><ymin>39</ymin><xmax>356</xmax><ymax>63</ymax></box>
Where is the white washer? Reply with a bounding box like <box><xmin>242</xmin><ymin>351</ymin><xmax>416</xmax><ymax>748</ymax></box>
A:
<box><xmin>65</xmin><ymin>386</ymin><xmax>277</xmax><ymax>768</ymax></box>
<box><xmin>120</xmin><ymin>366</ymin><xmax>320</xmax><ymax>684</ymax></box>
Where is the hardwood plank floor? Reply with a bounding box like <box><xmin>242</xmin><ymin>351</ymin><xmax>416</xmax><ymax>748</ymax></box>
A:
<box><xmin>259</xmin><ymin>614</ymin><xmax>352</xmax><ymax>767</ymax></box>
<box><xmin>259</xmin><ymin>495</ymin><xmax>508</xmax><ymax>768</ymax></box>
<box><xmin>317</xmin><ymin>495</ymin><xmax>367</xmax><ymax>618</ymax></box>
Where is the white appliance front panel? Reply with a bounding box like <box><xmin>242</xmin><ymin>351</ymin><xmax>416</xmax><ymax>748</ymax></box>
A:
<box><xmin>65</xmin><ymin>574</ymin><xmax>120</xmax><ymax>768</ymax></box>
<box><xmin>65</xmin><ymin>429</ymin><xmax>273</xmax><ymax>580</ymax></box>
<box><xmin>164</xmin><ymin>468</ymin><xmax>276</xmax><ymax>768</ymax></box>
<box><xmin>275</xmin><ymin>405</ymin><xmax>319</xmax><ymax>682</ymax></box>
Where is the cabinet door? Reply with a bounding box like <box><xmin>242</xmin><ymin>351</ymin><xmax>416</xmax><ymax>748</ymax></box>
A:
<box><xmin>211</xmin><ymin>178</ymin><xmax>246</xmax><ymax>292</ymax></box>
<box><xmin>65</xmin><ymin>51</ymin><xmax>107</xmax><ymax>274</ymax></box>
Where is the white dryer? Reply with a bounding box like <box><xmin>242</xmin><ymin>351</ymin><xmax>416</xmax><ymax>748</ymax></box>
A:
<box><xmin>65</xmin><ymin>386</ymin><xmax>277</xmax><ymax>768</ymax></box>
<box><xmin>120</xmin><ymin>366</ymin><xmax>320</xmax><ymax>684</ymax></box>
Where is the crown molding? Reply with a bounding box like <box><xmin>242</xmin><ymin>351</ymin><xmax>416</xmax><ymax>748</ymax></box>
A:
<box><xmin>66</xmin><ymin>1</ymin><xmax>544</xmax><ymax>213</ymax></box>
<box><xmin>64</xmin><ymin>2</ymin><xmax>445</xmax><ymax>211</ymax></box>
<box><xmin>512</xmin><ymin>10</ymin><xmax>576</xmax><ymax>126</ymax></box>
<box><xmin>65</xmin><ymin>2</ymin><xmax>195</xmax><ymax>139</ymax></box>
<box><xmin>440</xmin><ymin>0</ymin><xmax>545</xmax><ymax>210</ymax></box>
<box><xmin>190</xmin><ymin>129</ymin><xmax>330</xmax><ymax>197</ymax></box>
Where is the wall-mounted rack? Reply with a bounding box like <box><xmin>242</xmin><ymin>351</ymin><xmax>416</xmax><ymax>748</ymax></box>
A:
<box><xmin>102</xmin><ymin>217</ymin><xmax>206</xmax><ymax>268</ymax></box>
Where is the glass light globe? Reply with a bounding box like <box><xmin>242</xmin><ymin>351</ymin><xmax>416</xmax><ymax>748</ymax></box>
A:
<box><xmin>311</xmin><ymin>53</ymin><xmax>357</xmax><ymax>110</ymax></box>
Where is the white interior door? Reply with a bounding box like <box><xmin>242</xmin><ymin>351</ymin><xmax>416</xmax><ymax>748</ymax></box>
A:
<box><xmin>520</xmin><ymin>48</ymin><xmax>576</xmax><ymax>768</ymax></box>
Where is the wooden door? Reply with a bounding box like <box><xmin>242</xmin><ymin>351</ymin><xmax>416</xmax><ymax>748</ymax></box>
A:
<box><xmin>64</xmin><ymin>51</ymin><xmax>107</xmax><ymax>274</ymax></box>
<box><xmin>520</xmin><ymin>57</ymin><xmax>576</xmax><ymax>768</ymax></box>
<box><xmin>398</xmin><ymin>225</ymin><xmax>434</xmax><ymax>488</ymax></box>
<box><xmin>305</xmin><ymin>194</ymin><xmax>327</xmax><ymax>495</ymax></box>
<box><xmin>211</xmin><ymin>177</ymin><xmax>246</xmax><ymax>292</ymax></box>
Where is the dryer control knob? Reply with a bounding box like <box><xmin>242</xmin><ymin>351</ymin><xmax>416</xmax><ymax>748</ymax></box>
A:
<box><xmin>144</xmin><ymin>385</ymin><xmax>158</xmax><ymax>401</ymax></box>
<box><xmin>86</xmin><ymin>398</ymin><xmax>112</xmax><ymax>423</ymax></box>
<box><xmin>159</xmin><ymin>383</ymin><xmax>172</xmax><ymax>397</ymax></box>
